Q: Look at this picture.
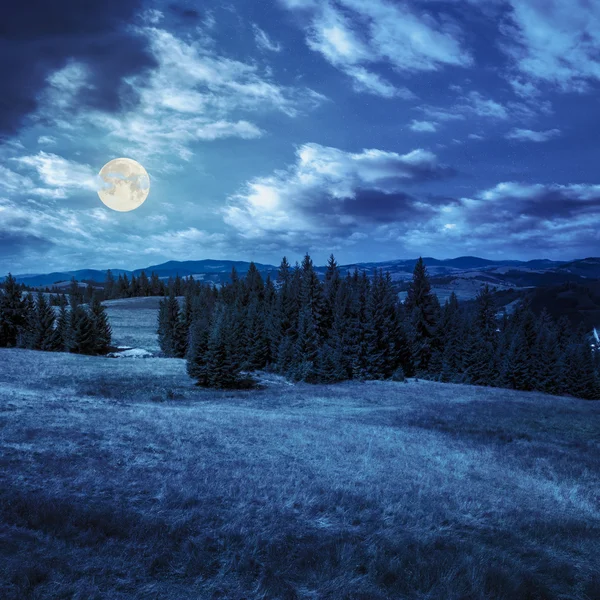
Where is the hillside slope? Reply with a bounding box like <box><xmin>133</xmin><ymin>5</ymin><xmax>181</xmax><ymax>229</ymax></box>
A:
<box><xmin>0</xmin><ymin>348</ymin><xmax>598</xmax><ymax>599</ymax></box>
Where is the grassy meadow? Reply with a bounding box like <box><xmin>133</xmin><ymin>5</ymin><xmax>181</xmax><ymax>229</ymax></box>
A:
<box><xmin>0</xmin><ymin>298</ymin><xmax>599</xmax><ymax>599</ymax></box>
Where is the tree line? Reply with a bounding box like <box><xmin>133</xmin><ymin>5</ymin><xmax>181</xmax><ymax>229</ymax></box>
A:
<box><xmin>0</xmin><ymin>274</ymin><xmax>112</xmax><ymax>355</ymax></box>
<box><xmin>157</xmin><ymin>254</ymin><xmax>599</xmax><ymax>399</ymax></box>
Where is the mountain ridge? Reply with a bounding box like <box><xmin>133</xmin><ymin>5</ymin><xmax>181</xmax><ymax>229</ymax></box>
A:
<box><xmin>3</xmin><ymin>256</ymin><xmax>598</xmax><ymax>289</ymax></box>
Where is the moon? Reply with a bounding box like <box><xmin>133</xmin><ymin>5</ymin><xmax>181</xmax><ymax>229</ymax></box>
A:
<box><xmin>97</xmin><ymin>158</ymin><xmax>150</xmax><ymax>212</ymax></box>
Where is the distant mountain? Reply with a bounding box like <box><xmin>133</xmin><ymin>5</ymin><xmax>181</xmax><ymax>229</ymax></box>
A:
<box><xmin>132</xmin><ymin>259</ymin><xmax>278</xmax><ymax>279</ymax></box>
<box><xmin>5</xmin><ymin>257</ymin><xmax>599</xmax><ymax>300</ymax></box>
<box><xmin>5</xmin><ymin>269</ymin><xmax>130</xmax><ymax>287</ymax></box>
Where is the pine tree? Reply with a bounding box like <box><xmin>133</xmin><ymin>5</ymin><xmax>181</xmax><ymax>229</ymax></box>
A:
<box><xmin>69</xmin><ymin>277</ymin><xmax>82</xmax><ymax>304</ymax></box>
<box><xmin>19</xmin><ymin>293</ymin><xmax>37</xmax><ymax>349</ymax></box>
<box><xmin>34</xmin><ymin>292</ymin><xmax>58</xmax><ymax>351</ymax></box>
<box><xmin>53</xmin><ymin>301</ymin><xmax>70</xmax><ymax>352</ymax></box>
<box><xmin>130</xmin><ymin>274</ymin><xmax>140</xmax><ymax>298</ymax></box>
<box><xmin>404</xmin><ymin>258</ymin><xmax>437</xmax><ymax>374</ymax></box>
<box><xmin>501</xmin><ymin>308</ymin><xmax>537</xmax><ymax>391</ymax></box>
<box><xmin>150</xmin><ymin>272</ymin><xmax>161</xmax><ymax>296</ymax></box>
<box><xmin>84</xmin><ymin>283</ymin><xmax>94</xmax><ymax>304</ymax></box>
<box><xmin>0</xmin><ymin>274</ymin><xmax>25</xmax><ymax>347</ymax></box>
<box><xmin>121</xmin><ymin>274</ymin><xmax>131</xmax><ymax>298</ymax></box>
<box><xmin>90</xmin><ymin>295</ymin><xmax>112</xmax><ymax>354</ymax></box>
<box><xmin>263</xmin><ymin>276</ymin><xmax>279</xmax><ymax>368</ymax></box>
<box><xmin>186</xmin><ymin>316</ymin><xmax>211</xmax><ymax>386</ymax></box>
<box><xmin>322</xmin><ymin>254</ymin><xmax>341</xmax><ymax>335</ymax></box>
<box><xmin>157</xmin><ymin>293</ymin><xmax>187</xmax><ymax>358</ymax></box>
<box><xmin>474</xmin><ymin>284</ymin><xmax>498</xmax><ymax>344</ymax></box>
<box><xmin>327</xmin><ymin>275</ymin><xmax>354</xmax><ymax>381</ymax></box>
<box><xmin>205</xmin><ymin>303</ymin><xmax>243</xmax><ymax>388</ymax></box>
<box><xmin>104</xmin><ymin>270</ymin><xmax>115</xmax><ymax>299</ymax></box>
<box><xmin>436</xmin><ymin>293</ymin><xmax>462</xmax><ymax>382</ymax></box>
<box><xmin>463</xmin><ymin>284</ymin><xmax>499</xmax><ymax>386</ymax></box>
<box><xmin>365</xmin><ymin>270</ymin><xmax>402</xmax><ymax>379</ymax></box>
<box><xmin>70</xmin><ymin>304</ymin><xmax>96</xmax><ymax>355</ymax></box>
<box><xmin>139</xmin><ymin>271</ymin><xmax>150</xmax><ymax>297</ymax></box>
<box><xmin>244</xmin><ymin>296</ymin><xmax>269</xmax><ymax>370</ymax></box>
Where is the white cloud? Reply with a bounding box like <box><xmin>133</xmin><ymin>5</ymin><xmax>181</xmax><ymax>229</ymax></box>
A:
<box><xmin>409</xmin><ymin>120</ymin><xmax>437</xmax><ymax>132</ymax></box>
<box><xmin>505</xmin><ymin>128</ymin><xmax>561</xmax><ymax>142</ymax></box>
<box><xmin>501</xmin><ymin>0</ymin><xmax>600</xmax><ymax>92</ymax></box>
<box><xmin>280</xmin><ymin>0</ymin><xmax>471</xmax><ymax>97</ymax></box>
<box><xmin>418</xmin><ymin>91</ymin><xmax>512</xmax><ymax>123</ymax></box>
<box><xmin>13</xmin><ymin>152</ymin><xmax>98</xmax><ymax>193</ymax></box>
<box><xmin>37</xmin><ymin>136</ymin><xmax>57</xmax><ymax>145</ymax></box>
<box><xmin>253</xmin><ymin>24</ymin><xmax>282</xmax><ymax>52</ymax></box>
<box><xmin>34</xmin><ymin>26</ymin><xmax>326</xmax><ymax>163</ymax></box>
<box><xmin>224</xmin><ymin>142</ymin><xmax>451</xmax><ymax>239</ymax></box>
<box><xmin>461</xmin><ymin>91</ymin><xmax>508</xmax><ymax>120</ymax></box>
<box><xmin>43</xmin><ymin>61</ymin><xmax>92</xmax><ymax>110</ymax></box>
<box><xmin>141</xmin><ymin>8</ymin><xmax>163</xmax><ymax>24</ymax></box>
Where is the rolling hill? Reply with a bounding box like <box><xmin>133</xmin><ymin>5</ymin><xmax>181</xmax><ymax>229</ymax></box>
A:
<box><xmin>5</xmin><ymin>257</ymin><xmax>600</xmax><ymax>308</ymax></box>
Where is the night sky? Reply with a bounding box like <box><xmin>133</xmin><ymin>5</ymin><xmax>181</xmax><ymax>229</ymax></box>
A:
<box><xmin>1</xmin><ymin>0</ymin><xmax>600</xmax><ymax>273</ymax></box>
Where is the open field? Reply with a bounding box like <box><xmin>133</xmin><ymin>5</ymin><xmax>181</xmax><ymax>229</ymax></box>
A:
<box><xmin>1</xmin><ymin>347</ymin><xmax>599</xmax><ymax>599</ymax></box>
<box><xmin>104</xmin><ymin>297</ymin><xmax>163</xmax><ymax>353</ymax></box>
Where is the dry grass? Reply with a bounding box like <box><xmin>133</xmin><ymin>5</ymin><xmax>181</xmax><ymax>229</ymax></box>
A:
<box><xmin>104</xmin><ymin>297</ymin><xmax>165</xmax><ymax>353</ymax></box>
<box><xmin>0</xmin><ymin>348</ymin><xmax>599</xmax><ymax>599</ymax></box>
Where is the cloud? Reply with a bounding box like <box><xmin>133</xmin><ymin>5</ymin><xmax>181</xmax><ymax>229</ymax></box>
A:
<box><xmin>224</xmin><ymin>142</ymin><xmax>455</xmax><ymax>243</ymax></box>
<box><xmin>35</xmin><ymin>26</ymin><xmax>326</xmax><ymax>162</ymax></box>
<box><xmin>410</xmin><ymin>120</ymin><xmax>437</xmax><ymax>133</ymax></box>
<box><xmin>501</xmin><ymin>0</ymin><xmax>600</xmax><ymax>92</ymax></box>
<box><xmin>0</xmin><ymin>0</ymin><xmax>156</xmax><ymax>136</ymax></box>
<box><xmin>432</xmin><ymin>181</ymin><xmax>600</xmax><ymax>255</ymax></box>
<box><xmin>418</xmin><ymin>89</ymin><xmax>552</xmax><ymax>127</ymax></box>
<box><xmin>461</xmin><ymin>91</ymin><xmax>508</xmax><ymax>120</ymax></box>
<box><xmin>279</xmin><ymin>0</ymin><xmax>471</xmax><ymax>97</ymax></box>
<box><xmin>0</xmin><ymin>229</ymin><xmax>55</xmax><ymax>260</ymax></box>
<box><xmin>12</xmin><ymin>152</ymin><xmax>98</xmax><ymax>195</ymax></box>
<box><xmin>505</xmin><ymin>128</ymin><xmax>561</xmax><ymax>142</ymax></box>
<box><xmin>252</xmin><ymin>24</ymin><xmax>282</xmax><ymax>52</ymax></box>
<box><xmin>37</xmin><ymin>136</ymin><xmax>57</xmax><ymax>145</ymax></box>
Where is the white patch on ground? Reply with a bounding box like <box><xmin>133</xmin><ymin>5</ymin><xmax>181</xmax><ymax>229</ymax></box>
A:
<box><xmin>107</xmin><ymin>348</ymin><xmax>154</xmax><ymax>358</ymax></box>
<box><xmin>253</xmin><ymin>371</ymin><xmax>295</xmax><ymax>387</ymax></box>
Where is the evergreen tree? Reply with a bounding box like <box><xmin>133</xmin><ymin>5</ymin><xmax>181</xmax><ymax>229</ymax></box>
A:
<box><xmin>157</xmin><ymin>293</ymin><xmax>186</xmax><ymax>357</ymax></box>
<box><xmin>205</xmin><ymin>303</ymin><xmax>243</xmax><ymax>388</ymax></box>
<box><xmin>139</xmin><ymin>271</ymin><xmax>150</xmax><ymax>297</ymax></box>
<box><xmin>501</xmin><ymin>307</ymin><xmax>537</xmax><ymax>391</ymax></box>
<box><xmin>263</xmin><ymin>276</ymin><xmax>279</xmax><ymax>367</ymax></box>
<box><xmin>84</xmin><ymin>283</ymin><xmax>94</xmax><ymax>304</ymax></box>
<box><xmin>404</xmin><ymin>258</ymin><xmax>437</xmax><ymax>374</ymax></box>
<box><xmin>90</xmin><ymin>295</ymin><xmax>112</xmax><ymax>354</ymax></box>
<box><xmin>437</xmin><ymin>293</ymin><xmax>463</xmax><ymax>382</ymax></box>
<box><xmin>120</xmin><ymin>273</ymin><xmax>131</xmax><ymax>298</ymax></box>
<box><xmin>186</xmin><ymin>322</ymin><xmax>210</xmax><ymax>386</ymax></box>
<box><xmin>474</xmin><ymin>284</ymin><xmax>498</xmax><ymax>344</ymax></box>
<box><xmin>150</xmin><ymin>272</ymin><xmax>161</xmax><ymax>296</ymax></box>
<box><xmin>130</xmin><ymin>274</ymin><xmax>140</xmax><ymax>298</ymax></box>
<box><xmin>0</xmin><ymin>274</ymin><xmax>25</xmax><ymax>347</ymax></box>
<box><xmin>104</xmin><ymin>269</ymin><xmax>115</xmax><ymax>299</ymax></box>
<box><xmin>365</xmin><ymin>270</ymin><xmax>402</xmax><ymax>379</ymax></box>
<box><xmin>69</xmin><ymin>277</ymin><xmax>83</xmax><ymax>303</ymax></box>
<box><xmin>70</xmin><ymin>304</ymin><xmax>96</xmax><ymax>355</ymax></box>
<box><xmin>244</xmin><ymin>296</ymin><xmax>269</xmax><ymax>370</ymax></box>
<box><xmin>19</xmin><ymin>293</ymin><xmax>37</xmax><ymax>349</ymax></box>
<box><xmin>53</xmin><ymin>301</ymin><xmax>70</xmax><ymax>352</ymax></box>
<box><xmin>34</xmin><ymin>292</ymin><xmax>58</xmax><ymax>351</ymax></box>
<box><xmin>322</xmin><ymin>254</ymin><xmax>341</xmax><ymax>335</ymax></box>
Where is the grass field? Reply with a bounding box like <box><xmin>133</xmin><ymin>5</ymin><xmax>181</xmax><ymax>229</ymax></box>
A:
<box><xmin>104</xmin><ymin>297</ymin><xmax>163</xmax><ymax>354</ymax></box>
<box><xmin>1</xmin><ymin>345</ymin><xmax>599</xmax><ymax>599</ymax></box>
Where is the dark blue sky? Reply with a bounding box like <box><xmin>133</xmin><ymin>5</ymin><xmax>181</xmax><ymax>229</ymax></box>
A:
<box><xmin>1</xmin><ymin>0</ymin><xmax>600</xmax><ymax>272</ymax></box>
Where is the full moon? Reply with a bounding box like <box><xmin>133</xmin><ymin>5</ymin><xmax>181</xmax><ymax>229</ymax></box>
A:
<box><xmin>97</xmin><ymin>158</ymin><xmax>150</xmax><ymax>212</ymax></box>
